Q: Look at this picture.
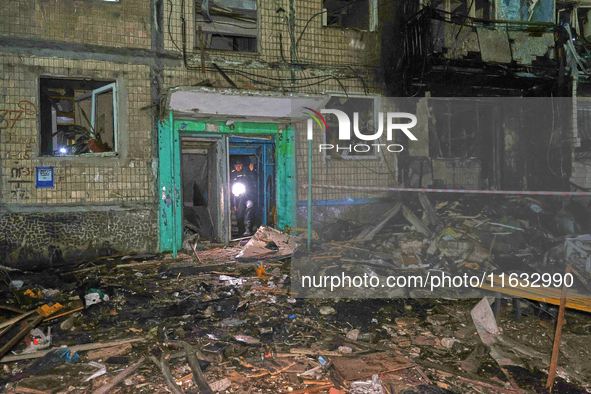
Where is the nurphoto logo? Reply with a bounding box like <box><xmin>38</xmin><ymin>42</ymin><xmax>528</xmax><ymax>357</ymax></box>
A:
<box><xmin>304</xmin><ymin>107</ymin><xmax>418</xmax><ymax>154</ymax></box>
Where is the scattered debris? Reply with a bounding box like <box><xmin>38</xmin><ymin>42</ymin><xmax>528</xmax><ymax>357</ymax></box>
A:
<box><xmin>1</xmin><ymin>196</ymin><xmax>591</xmax><ymax>393</ymax></box>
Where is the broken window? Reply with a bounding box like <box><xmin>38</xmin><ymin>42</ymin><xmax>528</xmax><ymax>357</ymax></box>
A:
<box><xmin>195</xmin><ymin>0</ymin><xmax>258</xmax><ymax>53</ymax></box>
<box><xmin>431</xmin><ymin>0</ymin><xmax>494</xmax><ymax>21</ymax></box>
<box><xmin>39</xmin><ymin>77</ymin><xmax>117</xmax><ymax>156</ymax></box>
<box><xmin>323</xmin><ymin>96</ymin><xmax>378</xmax><ymax>160</ymax></box>
<box><xmin>431</xmin><ymin>0</ymin><xmax>552</xmax><ymax>22</ymax></box>
<box><xmin>576</xmin><ymin>101</ymin><xmax>591</xmax><ymax>153</ymax></box>
<box><xmin>497</xmin><ymin>0</ymin><xmax>554</xmax><ymax>22</ymax></box>
<box><xmin>429</xmin><ymin>100</ymin><xmax>481</xmax><ymax>159</ymax></box>
<box><xmin>322</xmin><ymin>0</ymin><xmax>377</xmax><ymax>30</ymax></box>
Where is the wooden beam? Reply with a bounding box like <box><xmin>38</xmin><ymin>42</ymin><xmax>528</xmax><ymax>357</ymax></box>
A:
<box><xmin>546</xmin><ymin>265</ymin><xmax>572</xmax><ymax>392</ymax></box>
<box><xmin>1</xmin><ymin>337</ymin><xmax>145</xmax><ymax>363</ymax></box>
<box><xmin>479</xmin><ymin>274</ymin><xmax>591</xmax><ymax>313</ymax></box>
<box><xmin>0</xmin><ymin>314</ymin><xmax>43</xmax><ymax>359</ymax></box>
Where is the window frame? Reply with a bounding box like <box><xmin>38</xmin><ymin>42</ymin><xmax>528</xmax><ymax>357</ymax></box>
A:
<box><xmin>322</xmin><ymin>94</ymin><xmax>382</xmax><ymax>161</ymax></box>
<box><xmin>38</xmin><ymin>77</ymin><xmax>119</xmax><ymax>157</ymax></box>
<box><xmin>322</xmin><ymin>0</ymin><xmax>378</xmax><ymax>32</ymax></box>
<box><xmin>194</xmin><ymin>0</ymin><xmax>260</xmax><ymax>54</ymax></box>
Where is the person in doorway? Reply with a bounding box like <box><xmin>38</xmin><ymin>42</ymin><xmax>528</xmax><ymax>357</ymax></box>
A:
<box><xmin>231</xmin><ymin>158</ymin><xmax>255</xmax><ymax>236</ymax></box>
<box><xmin>244</xmin><ymin>200</ymin><xmax>263</xmax><ymax>236</ymax></box>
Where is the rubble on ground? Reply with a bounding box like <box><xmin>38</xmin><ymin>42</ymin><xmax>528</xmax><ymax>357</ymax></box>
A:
<box><xmin>1</xmin><ymin>195</ymin><xmax>591</xmax><ymax>393</ymax></box>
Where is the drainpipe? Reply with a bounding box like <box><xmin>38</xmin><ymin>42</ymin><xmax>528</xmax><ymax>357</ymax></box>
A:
<box><xmin>170</xmin><ymin>110</ymin><xmax>177</xmax><ymax>258</ymax></box>
<box><xmin>289</xmin><ymin>0</ymin><xmax>296</xmax><ymax>87</ymax></box>
<box><xmin>307</xmin><ymin>138</ymin><xmax>312</xmax><ymax>251</ymax></box>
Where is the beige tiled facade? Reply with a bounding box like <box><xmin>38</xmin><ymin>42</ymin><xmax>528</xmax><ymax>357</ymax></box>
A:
<box><xmin>0</xmin><ymin>0</ymin><xmax>398</xmax><ymax>262</ymax></box>
<box><xmin>0</xmin><ymin>53</ymin><xmax>154</xmax><ymax>204</ymax></box>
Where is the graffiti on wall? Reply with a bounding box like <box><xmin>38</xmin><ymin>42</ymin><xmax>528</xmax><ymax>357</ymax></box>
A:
<box><xmin>0</xmin><ymin>100</ymin><xmax>37</xmax><ymax>130</ymax></box>
<box><xmin>1</xmin><ymin>100</ymin><xmax>37</xmax><ymax>201</ymax></box>
<box><xmin>8</xmin><ymin>166</ymin><xmax>33</xmax><ymax>202</ymax></box>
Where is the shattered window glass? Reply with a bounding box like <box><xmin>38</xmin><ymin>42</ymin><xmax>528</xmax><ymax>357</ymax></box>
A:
<box><xmin>428</xmin><ymin>99</ymin><xmax>494</xmax><ymax>159</ymax></box>
<box><xmin>195</xmin><ymin>0</ymin><xmax>258</xmax><ymax>52</ymax></box>
<box><xmin>497</xmin><ymin>0</ymin><xmax>554</xmax><ymax>23</ymax></box>
<box><xmin>39</xmin><ymin>77</ymin><xmax>117</xmax><ymax>156</ymax></box>
<box><xmin>323</xmin><ymin>96</ymin><xmax>377</xmax><ymax>160</ymax></box>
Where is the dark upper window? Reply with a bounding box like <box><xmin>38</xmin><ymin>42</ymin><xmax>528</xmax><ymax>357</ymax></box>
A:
<box><xmin>576</xmin><ymin>101</ymin><xmax>591</xmax><ymax>154</ymax></box>
<box><xmin>195</xmin><ymin>0</ymin><xmax>258</xmax><ymax>53</ymax></box>
<box><xmin>430</xmin><ymin>0</ymin><xmax>553</xmax><ymax>23</ymax></box>
<box><xmin>39</xmin><ymin>77</ymin><xmax>117</xmax><ymax>156</ymax></box>
<box><xmin>428</xmin><ymin>99</ymin><xmax>500</xmax><ymax>159</ymax></box>
<box><xmin>323</xmin><ymin>0</ymin><xmax>376</xmax><ymax>30</ymax></box>
<box><xmin>324</xmin><ymin>96</ymin><xmax>378</xmax><ymax>160</ymax></box>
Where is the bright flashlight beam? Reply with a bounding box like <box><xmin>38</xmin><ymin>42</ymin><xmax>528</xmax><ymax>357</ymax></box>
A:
<box><xmin>232</xmin><ymin>182</ymin><xmax>245</xmax><ymax>196</ymax></box>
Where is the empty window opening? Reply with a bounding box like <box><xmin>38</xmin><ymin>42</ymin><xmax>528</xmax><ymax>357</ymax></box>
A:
<box><xmin>195</xmin><ymin>0</ymin><xmax>258</xmax><ymax>53</ymax></box>
<box><xmin>497</xmin><ymin>0</ymin><xmax>554</xmax><ymax>22</ymax></box>
<box><xmin>39</xmin><ymin>77</ymin><xmax>117</xmax><ymax>156</ymax></box>
<box><xmin>429</xmin><ymin>100</ymin><xmax>481</xmax><ymax>159</ymax></box>
<box><xmin>431</xmin><ymin>0</ymin><xmax>494</xmax><ymax>20</ymax></box>
<box><xmin>323</xmin><ymin>0</ymin><xmax>372</xmax><ymax>29</ymax></box>
<box><xmin>576</xmin><ymin>101</ymin><xmax>591</xmax><ymax>155</ymax></box>
<box><xmin>324</xmin><ymin>96</ymin><xmax>377</xmax><ymax>160</ymax></box>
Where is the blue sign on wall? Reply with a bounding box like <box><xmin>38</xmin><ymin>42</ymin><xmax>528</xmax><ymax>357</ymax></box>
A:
<box><xmin>36</xmin><ymin>167</ymin><xmax>54</xmax><ymax>188</ymax></box>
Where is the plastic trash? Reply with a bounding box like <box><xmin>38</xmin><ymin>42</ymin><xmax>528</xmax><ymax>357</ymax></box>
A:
<box><xmin>83</xmin><ymin>361</ymin><xmax>107</xmax><ymax>382</ymax></box>
<box><xmin>350</xmin><ymin>374</ymin><xmax>384</xmax><ymax>394</ymax></box>
<box><xmin>57</xmin><ymin>348</ymin><xmax>80</xmax><ymax>363</ymax></box>
<box><xmin>85</xmin><ymin>288</ymin><xmax>110</xmax><ymax>307</ymax></box>
<box><xmin>9</xmin><ymin>280</ymin><xmax>23</xmax><ymax>290</ymax></box>
<box><xmin>23</xmin><ymin>327</ymin><xmax>51</xmax><ymax>354</ymax></box>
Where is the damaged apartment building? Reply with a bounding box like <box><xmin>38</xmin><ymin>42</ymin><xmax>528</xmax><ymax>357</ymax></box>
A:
<box><xmin>3</xmin><ymin>0</ymin><xmax>591</xmax><ymax>264</ymax></box>
<box><xmin>383</xmin><ymin>0</ymin><xmax>591</xmax><ymax>193</ymax></box>
<box><xmin>4</xmin><ymin>1</ymin><xmax>591</xmax><ymax>393</ymax></box>
<box><xmin>0</xmin><ymin>0</ymin><xmax>392</xmax><ymax>265</ymax></box>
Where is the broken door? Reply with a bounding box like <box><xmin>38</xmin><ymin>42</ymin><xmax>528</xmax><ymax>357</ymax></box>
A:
<box><xmin>181</xmin><ymin>135</ymin><xmax>228</xmax><ymax>243</ymax></box>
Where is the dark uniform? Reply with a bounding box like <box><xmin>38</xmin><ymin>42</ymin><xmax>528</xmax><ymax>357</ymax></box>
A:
<box><xmin>244</xmin><ymin>201</ymin><xmax>263</xmax><ymax>236</ymax></box>
<box><xmin>231</xmin><ymin>159</ymin><xmax>256</xmax><ymax>236</ymax></box>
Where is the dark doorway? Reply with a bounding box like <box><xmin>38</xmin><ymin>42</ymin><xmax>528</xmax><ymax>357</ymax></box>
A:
<box><xmin>181</xmin><ymin>136</ymin><xmax>224</xmax><ymax>242</ymax></box>
<box><xmin>229</xmin><ymin>137</ymin><xmax>276</xmax><ymax>239</ymax></box>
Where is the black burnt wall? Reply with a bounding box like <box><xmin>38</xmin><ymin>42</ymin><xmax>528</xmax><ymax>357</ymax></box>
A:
<box><xmin>0</xmin><ymin>207</ymin><xmax>158</xmax><ymax>270</ymax></box>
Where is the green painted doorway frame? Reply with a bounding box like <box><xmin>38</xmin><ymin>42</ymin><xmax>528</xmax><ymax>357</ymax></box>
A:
<box><xmin>158</xmin><ymin>112</ymin><xmax>297</xmax><ymax>256</ymax></box>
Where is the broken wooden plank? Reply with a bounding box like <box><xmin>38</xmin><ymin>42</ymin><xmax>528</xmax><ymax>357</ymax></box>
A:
<box><xmin>171</xmin><ymin>341</ymin><xmax>214</xmax><ymax>394</ymax></box>
<box><xmin>0</xmin><ymin>321</ymin><xmax>17</xmax><ymax>339</ymax></box>
<box><xmin>1</xmin><ymin>337</ymin><xmax>145</xmax><ymax>362</ymax></box>
<box><xmin>151</xmin><ymin>355</ymin><xmax>185</xmax><ymax>394</ymax></box>
<box><xmin>11</xmin><ymin>386</ymin><xmax>52</xmax><ymax>394</ymax></box>
<box><xmin>418</xmin><ymin>191</ymin><xmax>444</xmax><ymax>230</ymax></box>
<box><xmin>415</xmin><ymin>359</ymin><xmax>517</xmax><ymax>393</ymax></box>
<box><xmin>401</xmin><ymin>205</ymin><xmax>432</xmax><ymax>237</ymax></box>
<box><xmin>0</xmin><ymin>310</ymin><xmax>36</xmax><ymax>330</ymax></box>
<box><xmin>42</xmin><ymin>306</ymin><xmax>84</xmax><ymax>322</ymax></box>
<box><xmin>115</xmin><ymin>260</ymin><xmax>161</xmax><ymax>269</ymax></box>
<box><xmin>0</xmin><ymin>314</ymin><xmax>43</xmax><ymax>359</ymax></box>
<box><xmin>546</xmin><ymin>265</ymin><xmax>571</xmax><ymax>392</ymax></box>
<box><xmin>92</xmin><ymin>356</ymin><xmax>145</xmax><ymax>394</ymax></box>
<box><xmin>289</xmin><ymin>384</ymin><xmax>334</xmax><ymax>394</ymax></box>
<box><xmin>356</xmin><ymin>203</ymin><xmax>402</xmax><ymax>240</ymax></box>
<box><xmin>289</xmin><ymin>348</ymin><xmax>341</xmax><ymax>356</ymax></box>
<box><xmin>0</xmin><ymin>305</ymin><xmax>26</xmax><ymax>314</ymax></box>
<box><xmin>570</xmin><ymin>266</ymin><xmax>591</xmax><ymax>294</ymax></box>
<box><xmin>480</xmin><ymin>275</ymin><xmax>591</xmax><ymax>313</ymax></box>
